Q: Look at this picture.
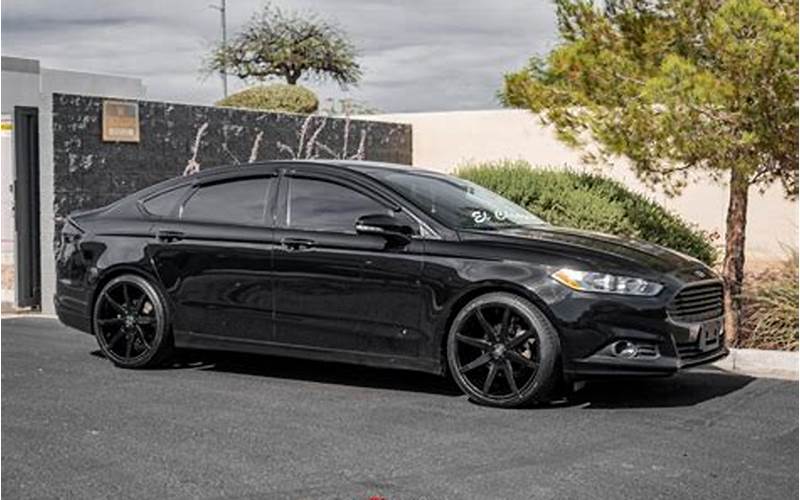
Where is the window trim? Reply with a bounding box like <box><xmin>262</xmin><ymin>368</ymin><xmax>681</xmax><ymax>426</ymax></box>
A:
<box><xmin>178</xmin><ymin>175</ymin><xmax>277</xmax><ymax>228</ymax></box>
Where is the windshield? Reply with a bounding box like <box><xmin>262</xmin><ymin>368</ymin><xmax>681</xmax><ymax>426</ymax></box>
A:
<box><xmin>368</xmin><ymin>169</ymin><xmax>546</xmax><ymax>230</ymax></box>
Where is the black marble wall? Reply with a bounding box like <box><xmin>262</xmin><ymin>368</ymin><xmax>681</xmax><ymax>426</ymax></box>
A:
<box><xmin>52</xmin><ymin>93</ymin><xmax>412</xmax><ymax>220</ymax></box>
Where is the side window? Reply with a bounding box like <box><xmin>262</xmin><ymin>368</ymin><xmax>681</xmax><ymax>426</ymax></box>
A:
<box><xmin>181</xmin><ymin>177</ymin><xmax>273</xmax><ymax>225</ymax></box>
<box><xmin>142</xmin><ymin>186</ymin><xmax>187</xmax><ymax>217</ymax></box>
<box><xmin>287</xmin><ymin>177</ymin><xmax>392</xmax><ymax>233</ymax></box>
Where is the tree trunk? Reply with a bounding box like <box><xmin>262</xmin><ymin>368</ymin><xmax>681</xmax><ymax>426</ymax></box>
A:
<box><xmin>722</xmin><ymin>167</ymin><xmax>750</xmax><ymax>346</ymax></box>
<box><xmin>286</xmin><ymin>71</ymin><xmax>300</xmax><ymax>85</ymax></box>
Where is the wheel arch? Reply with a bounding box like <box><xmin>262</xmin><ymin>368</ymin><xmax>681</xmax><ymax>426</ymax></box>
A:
<box><xmin>435</xmin><ymin>281</ymin><xmax>562</xmax><ymax>375</ymax></box>
<box><xmin>90</xmin><ymin>264</ymin><xmax>169</xmax><ymax>334</ymax></box>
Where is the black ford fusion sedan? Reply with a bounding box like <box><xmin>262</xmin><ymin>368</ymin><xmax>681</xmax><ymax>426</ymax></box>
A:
<box><xmin>55</xmin><ymin>160</ymin><xmax>727</xmax><ymax>407</ymax></box>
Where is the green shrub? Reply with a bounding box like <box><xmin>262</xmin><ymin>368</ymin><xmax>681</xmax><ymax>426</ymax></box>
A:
<box><xmin>456</xmin><ymin>159</ymin><xmax>718</xmax><ymax>265</ymax></box>
<box><xmin>216</xmin><ymin>84</ymin><xmax>319</xmax><ymax>114</ymax></box>
<box><xmin>738</xmin><ymin>248</ymin><xmax>799</xmax><ymax>351</ymax></box>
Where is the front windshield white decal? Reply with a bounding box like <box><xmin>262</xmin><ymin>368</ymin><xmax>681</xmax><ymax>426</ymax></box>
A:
<box><xmin>471</xmin><ymin>210</ymin><xmax>489</xmax><ymax>224</ymax></box>
<box><xmin>471</xmin><ymin>209</ymin><xmax>511</xmax><ymax>225</ymax></box>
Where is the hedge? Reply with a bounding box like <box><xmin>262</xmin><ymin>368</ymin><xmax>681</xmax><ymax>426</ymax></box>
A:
<box><xmin>216</xmin><ymin>84</ymin><xmax>319</xmax><ymax>114</ymax></box>
<box><xmin>456</xmin><ymin>160</ymin><xmax>717</xmax><ymax>265</ymax></box>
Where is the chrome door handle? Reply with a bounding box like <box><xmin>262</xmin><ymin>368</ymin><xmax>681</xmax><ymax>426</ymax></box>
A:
<box><xmin>156</xmin><ymin>230</ymin><xmax>184</xmax><ymax>242</ymax></box>
<box><xmin>281</xmin><ymin>237</ymin><xmax>315</xmax><ymax>251</ymax></box>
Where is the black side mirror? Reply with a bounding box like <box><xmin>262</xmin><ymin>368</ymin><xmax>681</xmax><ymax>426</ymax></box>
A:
<box><xmin>355</xmin><ymin>213</ymin><xmax>417</xmax><ymax>244</ymax></box>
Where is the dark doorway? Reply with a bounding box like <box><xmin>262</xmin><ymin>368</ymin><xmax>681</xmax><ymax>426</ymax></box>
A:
<box><xmin>14</xmin><ymin>106</ymin><xmax>40</xmax><ymax>309</ymax></box>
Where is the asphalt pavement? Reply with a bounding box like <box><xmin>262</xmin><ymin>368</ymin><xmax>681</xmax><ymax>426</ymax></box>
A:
<box><xmin>2</xmin><ymin>316</ymin><xmax>798</xmax><ymax>499</ymax></box>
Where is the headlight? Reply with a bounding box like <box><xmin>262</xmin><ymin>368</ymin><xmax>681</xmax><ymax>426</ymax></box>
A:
<box><xmin>551</xmin><ymin>268</ymin><xmax>663</xmax><ymax>296</ymax></box>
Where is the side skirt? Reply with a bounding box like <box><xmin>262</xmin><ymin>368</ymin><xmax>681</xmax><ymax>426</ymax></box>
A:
<box><xmin>173</xmin><ymin>330</ymin><xmax>443</xmax><ymax>375</ymax></box>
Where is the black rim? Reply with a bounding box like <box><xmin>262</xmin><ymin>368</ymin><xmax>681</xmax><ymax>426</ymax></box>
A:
<box><xmin>95</xmin><ymin>280</ymin><xmax>160</xmax><ymax>362</ymax></box>
<box><xmin>453</xmin><ymin>303</ymin><xmax>540</xmax><ymax>401</ymax></box>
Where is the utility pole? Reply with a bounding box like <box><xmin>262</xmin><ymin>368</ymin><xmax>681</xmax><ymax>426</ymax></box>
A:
<box><xmin>210</xmin><ymin>0</ymin><xmax>228</xmax><ymax>98</ymax></box>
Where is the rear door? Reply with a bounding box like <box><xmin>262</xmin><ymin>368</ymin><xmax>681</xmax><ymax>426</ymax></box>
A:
<box><xmin>148</xmin><ymin>172</ymin><xmax>277</xmax><ymax>343</ymax></box>
<box><xmin>272</xmin><ymin>168</ymin><xmax>426</xmax><ymax>358</ymax></box>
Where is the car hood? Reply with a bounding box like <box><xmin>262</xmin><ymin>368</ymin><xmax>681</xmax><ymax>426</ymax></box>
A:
<box><xmin>460</xmin><ymin>226</ymin><xmax>709</xmax><ymax>275</ymax></box>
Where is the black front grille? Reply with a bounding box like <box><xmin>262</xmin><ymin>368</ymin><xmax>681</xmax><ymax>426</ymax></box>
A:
<box><xmin>667</xmin><ymin>281</ymin><xmax>724</xmax><ymax>322</ymax></box>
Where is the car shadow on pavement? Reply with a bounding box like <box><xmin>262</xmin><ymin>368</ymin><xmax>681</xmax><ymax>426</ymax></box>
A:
<box><xmin>177</xmin><ymin>350</ymin><xmax>464</xmax><ymax>396</ymax></box>
<box><xmin>560</xmin><ymin>368</ymin><xmax>756</xmax><ymax>409</ymax></box>
<box><xmin>90</xmin><ymin>349</ymin><xmax>756</xmax><ymax>406</ymax></box>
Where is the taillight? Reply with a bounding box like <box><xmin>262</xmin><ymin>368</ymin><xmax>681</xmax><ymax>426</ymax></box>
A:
<box><xmin>58</xmin><ymin>217</ymin><xmax>84</xmax><ymax>255</ymax></box>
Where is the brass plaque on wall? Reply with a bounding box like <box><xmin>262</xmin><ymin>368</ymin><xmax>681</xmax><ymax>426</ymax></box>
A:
<box><xmin>102</xmin><ymin>100</ymin><xmax>140</xmax><ymax>142</ymax></box>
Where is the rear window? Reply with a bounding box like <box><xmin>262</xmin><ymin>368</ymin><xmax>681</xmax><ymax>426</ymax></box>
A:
<box><xmin>142</xmin><ymin>187</ymin><xmax>187</xmax><ymax>217</ymax></box>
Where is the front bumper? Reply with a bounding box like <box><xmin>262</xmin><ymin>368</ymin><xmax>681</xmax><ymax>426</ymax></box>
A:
<box><xmin>567</xmin><ymin>344</ymin><xmax>729</xmax><ymax>378</ymax></box>
<box><xmin>564</xmin><ymin>317</ymin><xmax>729</xmax><ymax>379</ymax></box>
<box><xmin>541</xmin><ymin>274</ymin><xmax>729</xmax><ymax>379</ymax></box>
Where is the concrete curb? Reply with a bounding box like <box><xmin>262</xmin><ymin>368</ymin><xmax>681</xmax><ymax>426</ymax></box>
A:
<box><xmin>714</xmin><ymin>348</ymin><xmax>799</xmax><ymax>380</ymax></box>
<box><xmin>1</xmin><ymin>313</ymin><xmax>59</xmax><ymax>319</ymax></box>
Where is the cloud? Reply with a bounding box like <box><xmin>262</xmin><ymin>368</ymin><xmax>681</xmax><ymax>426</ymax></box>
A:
<box><xmin>1</xmin><ymin>0</ymin><xmax>558</xmax><ymax>112</ymax></box>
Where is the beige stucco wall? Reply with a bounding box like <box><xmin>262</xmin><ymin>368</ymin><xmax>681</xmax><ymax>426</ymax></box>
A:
<box><xmin>364</xmin><ymin>109</ymin><xmax>797</xmax><ymax>261</ymax></box>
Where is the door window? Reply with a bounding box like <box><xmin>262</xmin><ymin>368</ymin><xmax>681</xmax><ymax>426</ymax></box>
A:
<box><xmin>286</xmin><ymin>177</ymin><xmax>391</xmax><ymax>233</ymax></box>
<box><xmin>181</xmin><ymin>177</ymin><xmax>273</xmax><ymax>225</ymax></box>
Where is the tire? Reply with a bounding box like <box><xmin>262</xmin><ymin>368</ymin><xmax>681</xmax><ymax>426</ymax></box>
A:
<box><xmin>446</xmin><ymin>292</ymin><xmax>560</xmax><ymax>408</ymax></box>
<box><xmin>92</xmin><ymin>274</ymin><xmax>173</xmax><ymax>368</ymax></box>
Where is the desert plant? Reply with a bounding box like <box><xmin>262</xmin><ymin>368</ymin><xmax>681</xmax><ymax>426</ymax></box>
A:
<box><xmin>737</xmin><ymin>248</ymin><xmax>799</xmax><ymax>350</ymax></box>
<box><xmin>206</xmin><ymin>3</ymin><xmax>361</xmax><ymax>88</ymax></box>
<box><xmin>456</xmin><ymin>160</ymin><xmax>717</xmax><ymax>265</ymax></box>
<box><xmin>216</xmin><ymin>84</ymin><xmax>319</xmax><ymax>114</ymax></box>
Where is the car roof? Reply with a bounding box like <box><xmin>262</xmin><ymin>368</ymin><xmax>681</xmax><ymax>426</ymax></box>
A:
<box><xmin>180</xmin><ymin>159</ymin><xmax>444</xmax><ymax>182</ymax></box>
<box><xmin>300</xmin><ymin>159</ymin><xmax>415</xmax><ymax>171</ymax></box>
<box><xmin>303</xmin><ymin>159</ymin><xmax>435</xmax><ymax>173</ymax></box>
<box><xmin>132</xmin><ymin>160</ymin><xmax>448</xmax><ymax>205</ymax></box>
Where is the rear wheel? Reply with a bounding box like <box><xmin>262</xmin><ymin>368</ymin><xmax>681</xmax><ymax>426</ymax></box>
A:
<box><xmin>93</xmin><ymin>274</ymin><xmax>173</xmax><ymax>368</ymax></box>
<box><xmin>447</xmin><ymin>292</ymin><xmax>560</xmax><ymax>408</ymax></box>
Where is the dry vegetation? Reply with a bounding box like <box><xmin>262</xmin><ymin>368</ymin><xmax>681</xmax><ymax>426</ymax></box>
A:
<box><xmin>737</xmin><ymin>248</ymin><xmax>799</xmax><ymax>351</ymax></box>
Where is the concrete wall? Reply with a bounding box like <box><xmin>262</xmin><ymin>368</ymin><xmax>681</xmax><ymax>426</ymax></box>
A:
<box><xmin>40</xmin><ymin>68</ymin><xmax>146</xmax><ymax>99</ymax></box>
<box><xmin>1</xmin><ymin>55</ymin><xmax>147</xmax><ymax>312</ymax></box>
<box><xmin>365</xmin><ymin>109</ymin><xmax>797</xmax><ymax>262</ymax></box>
<box><xmin>39</xmin><ymin>75</ymin><xmax>147</xmax><ymax>314</ymax></box>
<box><xmin>1</xmin><ymin>57</ymin><xmax>42</xmax><ymax>305</ymax></box>
<box><xmin>1</xmin><ymin>57</ymin><xmax>41</xmax><ymax>112</ymax></box>
<box><xmin>1</xmin><ymin>116</ymin><xmax>16</xmax><ymax>304</ymax></box>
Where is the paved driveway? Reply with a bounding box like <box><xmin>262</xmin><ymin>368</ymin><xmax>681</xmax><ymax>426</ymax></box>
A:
<box><xmin>2</xmin><ymin>317</ymin><xmax>798</xmax><ymax>499</ymax></box>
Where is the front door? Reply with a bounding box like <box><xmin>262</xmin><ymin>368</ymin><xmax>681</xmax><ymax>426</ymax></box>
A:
<box><xmin>273</xmin><ymin>171</ymin><xmax>425</xmax><ymax>358</ymax></box>
<box><xmin>150</xmin><ymin>174</ymin><xmax>277</xmax><ymax>343</ymax></box>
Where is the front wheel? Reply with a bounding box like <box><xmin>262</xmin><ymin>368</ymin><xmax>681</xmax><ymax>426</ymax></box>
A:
<box><xmin>447</xmin><ymin>292</ymin><xmax>560</xmax><ymax>408</ymax></box>
<box><xmin>93</xmin><ymin>274</ymin><xmax>173</xmax><ymax>368</ymax></box>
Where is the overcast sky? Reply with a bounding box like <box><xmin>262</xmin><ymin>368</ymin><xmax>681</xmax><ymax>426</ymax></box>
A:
<box><xmin>2</xmin><ymin>0</ymin><xmax>559</xmax><ymax>112</ymax></box>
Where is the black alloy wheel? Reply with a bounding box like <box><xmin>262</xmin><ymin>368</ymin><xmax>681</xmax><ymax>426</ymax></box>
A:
<box><xmin>93</xmin><ymin>274</ymin><xmax>172</xmax><ymax>368</ymax></box>
<box><xmin>447</xmin><ymin>292</ymin><xmax>560</xmax><ymax>407</ymax></box>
